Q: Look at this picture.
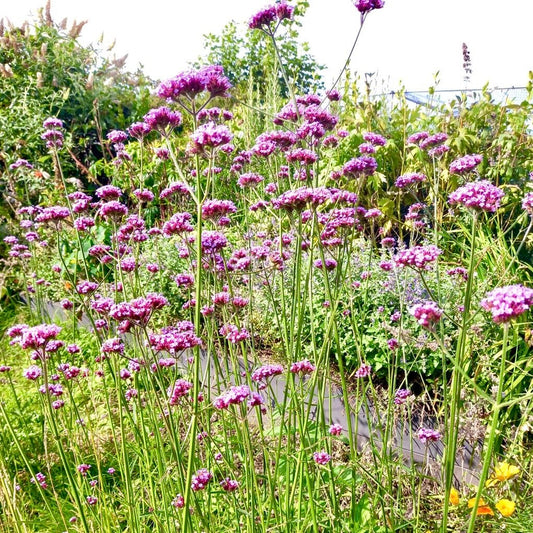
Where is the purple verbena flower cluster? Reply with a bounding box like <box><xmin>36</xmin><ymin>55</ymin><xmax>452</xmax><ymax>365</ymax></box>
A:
<box><xmin>417</xmin><ymin>427</ymin><xmax>442</xmax><ymax>443</ymax></box>
<box><xmin>313</xmin><ymin>451</ymin><xmax>331</xmax><ymax>465</ymax></box>
<box><xmin>157</xmin><ymin>65</ymin><xmax>231</xmax><ymax>101</ymax></box>
<box><xmin>449</xmin><ymin>154</ymin><xmax>482</xmax><ymax>174</ymax></box>
<box><xmin>354</xmin><ymin>0</ymin><xmax>385</xmax><ymax>14</ymax></box>
<box><xmin>213</xmin><ymin>385</ymin><xmax>251</xmax><ymax>409</ymax></box>
<box><xmin>394</xmin><ymin>245</ymin><xmax>442</xmax><ymax>270</ymax></box>
<box><xmin>480</xmin><ymin>284</ymin><xmax>533</xmax><ymax>323</ymax></box>
<box><xmin>191</xmin><ymin>469</ymin><xmax>213</xmax><ymax>491</ymax></box>
<box><xmin>409</xmin><ymin>301</ymin><xmax>443</xmax><ymax>328</ymax></box>
<box><xmin>290</xmin><ymin>359</ymin><xmax>316</xmax><ymax>374</ymax></box>
<box><xmin>248</xmin><ymin>2</ymin><xmax>294</xmax><ymax>30</ymax></box>
<box><xmin>395</xmin><ymin>172</ymin><xmax>427</xmax><ymax>189</ymax></box>
<box><xmin>448</xmin><ymin>180</ymin><xmax>504</xmax><ymax>213</ymax></box>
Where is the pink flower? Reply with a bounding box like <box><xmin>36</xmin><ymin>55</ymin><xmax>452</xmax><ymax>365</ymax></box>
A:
<box><xmin>354</xmin><ymin>364</ymin><xmax>371</xmax><ymax>378</ymax></box>
<box><xmin>448</xmin><ymin>180</ymin><xmax>504</xmax><ymax>213</ymax></box>
<box><xmin>417</xmin><ymin>427</ymin><xmax>442</xmax><ymax>443</ymax></box>
<box><xmin>329</xmin><ymin>423</ymin><xmax>343</xmax><ymax>436</ymax></box>
<box><xmin>449</xmin><ymin>154</ymin><xmax>482</xmax><ymax>174</ymax></box>
<box><xmin>394</xmin><ymin>245</ymin><xmax>442</xmax><ymax>270</ymax></box>
<box><xmin>191</xmin><ymin>469</ymin><xmax>213</xmax><ymax>491</ymax></box>
<box><xmin>409</xmin><ymin>301</ymin><xmax>443</xmax><ymax>328</ymax></box>
<box><xmin>480</xmin><ymin>284</ymin><xmax>533</xmax><ymax>323</ymax></box>
<box><xmin>251</xmin><ymin>364</ymin><xmax>284</xmax><ymax>382</ymax></box>
<box><xmin>313</xmin><ymin>451</ymin><xmax>331</xmax><ymax>465</ymax></box>
<box><xmin>290</xmin><ymin>359</ymin><xmax>316</xmax><ymax>374</ymax></box>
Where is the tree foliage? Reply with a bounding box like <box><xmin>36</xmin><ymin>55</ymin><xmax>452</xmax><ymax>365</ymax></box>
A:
<box><xmin>197</xmin><ymin>1</ymin><xmax>324</xmax><ymax>98</ymax></box>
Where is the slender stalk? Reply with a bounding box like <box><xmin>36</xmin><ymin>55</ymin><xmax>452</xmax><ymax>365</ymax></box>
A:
<box><xmin>442</xmin><ymin>212</ymin><xmax>477</xmax><ymax>532</ymax></box>
<box><xmin>466</xmin><ymin>323</ymin><xmax>509</xmax><ymax>533</ymax></box>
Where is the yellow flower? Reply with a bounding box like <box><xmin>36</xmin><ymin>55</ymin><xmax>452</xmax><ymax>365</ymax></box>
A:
<box><xmin>493</xmin><ymin>462</ymin><xmax>520</xmax><ymax>482</ymax></box>
<box><xmin>449</xmin><ymin>487</ymin><xmax>460</xmax><ymax>506</ymax></box>
<box><xmin>468</xmin><ymin>497</ymin><xmax>494</xmax><ymax>516</ymax></box>
<box><xmin>495</xmin><ymin>499</ymin><xmax>516</xmax><ymax>517</ymax></box>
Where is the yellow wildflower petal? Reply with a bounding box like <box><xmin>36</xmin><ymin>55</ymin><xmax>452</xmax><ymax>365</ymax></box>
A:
<box><xmin>496</xmin><ymin>499</ymin><xmax>516</xmax><ymax>517</ymax></box>
<box><xmin>494</xmin><ymin>462</ymin><xmax>520</xmax><ymax>482</ymax></box>
<box><xmin>468</xmin><ymin>497</ymin><xmax>487</xmax><ymax>508</ymax></box>
<box><xmin>449</xmin><ymin>487</ymin><xmax>460</xmax><ymax>506</ymax></box>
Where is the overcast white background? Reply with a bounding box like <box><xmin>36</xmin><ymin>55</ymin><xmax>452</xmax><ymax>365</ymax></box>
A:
<box><xmin>3</xmin><ymin>1</ymin><xmax>533</xmax><ymax>91</ymax></box>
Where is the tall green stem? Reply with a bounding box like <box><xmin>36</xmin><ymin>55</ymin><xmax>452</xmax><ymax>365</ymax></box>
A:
<box><xmin>442</xmin><ymin>212</ymin><xmax>477</xmax><ymax>532</ymax></box>
<box><xmin>467</xmin><ymin>323</ymin><xmax>509</xmax><ymax>533</ymax></box>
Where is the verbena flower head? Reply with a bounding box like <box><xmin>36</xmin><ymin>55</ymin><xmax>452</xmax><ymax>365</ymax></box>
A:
<box><xmin>522</xmin><ymin>192</ymin><xmax>533</xmax><ymax>215</ymax></box>
<box><xmin>449</xmin><ymin>154</ymin><xmax>482</xmax><ymax>174</ymax></box>
<box><xmin>97</xmin><ymin>201</ymin><xmax>128</xmax><ymax>220</ymax></box>
<box><xmin>107</xmin><ymin>130</ymin><xmax>128</xmax><ymax>144</ymax></box>
<box><xmin>417</xmin><ymin>427</ymin><xmax>442</xmax><ymax>443</ymax></box>
<box><xmin>409</xmin><ymin>301</ymin><xmax>443</xmax><ymax>328</ymax></box>
<box><xmin>157</xmin><ymin>65</ymin><xmax>231</xmax><ymax>101</ymax></box>
<box><xmin>313</xmin><ymin>451</ymin><xmax>331</xmax><ymax>465</ymax></box>
<box><xmin>213</xmin><ymin>385</ymin><xmax>251</xmax><ymax>409</ymax></box>
<box><xmin>35</xmin><ymin>206</ymin><xmax>70</xmax><ymax>225</ymax></box>
<box><xmin>407</xmin><ymin>131</ymin><xmax>429</xmax><ymax>145</ymax></box>
<box><xmin>190</xmin><ymin>122</ymin><xmax>233</xmax><ymax>150</ymax></box>
<box><xmin>394</xmin><ymin>245</ymin><xmax>442</xmax><ymax>270</ymax></box>
<box><xmin>159</xmin><ymin>181</ymin><xmax>191</xmax><ymax>200</ymax></box>
<box><xmin>342</xmin><ymin>156</ymin><xmax>377</xmax><ymax>178</ymax></box>
<box><xmin>448</xmin><ymin>180</ymin><xmax>504</xmax><ymax>213</ymax></box>
<box><xmin>354</xmin><ymin>0</ymin><xmax>385</xmax><ymax>14</ymax></box>
<box><xmin>168</xmin><ymin>379</ymin><xmax>193</xmax><ymax>404</ymax></box>
<box><xmin>202</xmin><ymin>199</ymin><xmax>237</xmax><ymax>221</ymax></box>
<box><xmin>363</xmin><ymin>132</ymin><xmax>386</xmax><ymax>146</ymax></box>
<box><xmin>10</xmin><ymin>324</ymin><xmax>62</xmax><ymax>351</ymax></box>
<box><xmin>480</xmin><ymin>284</ymin><xmax>533</xmax><ymax>323</ymax></box>
<box><xmin>191</xmin><ymin>469</ymin><xmax>213</xmax><ymax>491</ymax></box>
<box><xmin>95</xmin><ymin>185</ymin><xmax>122</xmax><ymax>200</ymax></box>
<box><xmin>419</xmin><ymin>132</ymin><xmax>448</xmax><ymax>151</ymax></box>
<box><xmin>43</xmin><ymin>117</ymin><xmax>63</xmax><ymax>130</ymax></box>
<box><xmin>220</xmin><ymin>478</ymin><xmax>240</xmax><ymax>492</ymax></box>
<box><xmin>329</xmin><ymin>423</ymin><xmax>343</xmax><ymax>436</ymax></box>
<box><xmin>394</xmin><ymin>389</ymin><xmax>412</xmax><ymax>405</ymax></box>
<box><xmin>354</xmin><ymin>363</ymin><xmax>372</xmax><ymax>378</ymax></box>
<box><xmin>149</xmin><ymin>323</ymin><xmax>201</xmax><ymax>354</ymax></box>
<box><xmin>143</xmin><ymin>106</ymin><xmax>182</xmax><ymax>134</ymax></box>
<box><xmin>10</xmin><ymin>159</ymin><xmax>33</xmax><ymax>170</ymax></box>
<box><xmin>251</xmin><ymin>364</ymin><xmax>284</xmax><ymax>382</ymax></box>
<box><xmin>290</xmin><ymin>359</ymin><xmax>316</xmax><ymax>374</ymax></box>
<box><xmin>127</xmin><ymin>121</ymin><xmax>151</xmax><ymax>139</ymax></box>
<box><xmin>272</xmin><ymin>187</ymin><xmax>331</xmax><ymax>212</ymax></box>
<box><xmin>249</xmin><ymin>2</ymin><xmax>294</xmax><ymax>30</ymax></box>
<box><xmin>395</xmin><ymin>172</ymin><xmax>427</xmax><ymax>189</ymax></box>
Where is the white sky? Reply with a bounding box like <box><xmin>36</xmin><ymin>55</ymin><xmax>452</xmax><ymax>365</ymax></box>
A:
<box><xmin>3</xmin><ymin>1</ymin><xmax>533</xmax><ymax>92</ymax></box>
